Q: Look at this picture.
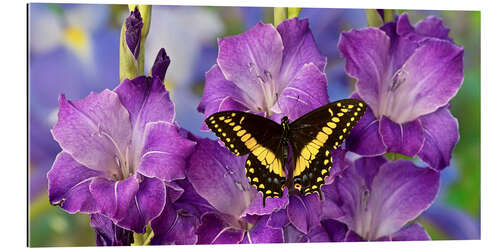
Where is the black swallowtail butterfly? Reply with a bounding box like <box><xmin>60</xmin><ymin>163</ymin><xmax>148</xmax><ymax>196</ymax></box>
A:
<box><xmin>205</xmin><ymin>99</ymin><xmax>367</xmax><ymax>206</ymax></box>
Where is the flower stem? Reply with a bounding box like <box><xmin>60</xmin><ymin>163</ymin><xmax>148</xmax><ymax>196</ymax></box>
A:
<box><xmin>131</xmin><ymin>224</ymin><xmax>153</xmax><ymax>245</ymax></box>
<box><xmin>287</xmin><ymin>8</ymin><xmax>301</xmax><ymax>19</ymax></box>
<box><xmin>383</xmin><ymin>9</ymin><xmax>396</xmax><ymax>22</ymax></box>
<box><xmin>274</xmin><ymin>7</ymin><xmax>287</xmax><ymax>26</ymax></box>
<box><xmin>366</xmin><ymin>9</ymin><xmax>383</xmax><ymax>27</ymax></box>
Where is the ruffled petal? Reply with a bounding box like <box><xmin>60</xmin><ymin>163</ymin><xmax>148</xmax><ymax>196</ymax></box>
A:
<box><xmin>150</xmin><ymin>197</ymin><xmax>198</xmax><ymax>245</ymax></box>
<box><xmin>379</xmin><ymin>15</ymin><xmax>419</xmax><ymax>75</ymax></box>
<box><xmin>116</xmin><ymin>176</ymin><xmax>166</xmax><ymax>233</ymax></box>
<box><xmin>287</xmin><ymin>194</ymin><xmax>321</xmax><ymax>234</ymax></box>
<box><xmin>338</xmin><ymin>28</ymin><xmax>391</xmax><ymax>113</ymax></box>
<box><xmin>114</xmin><ymin>76</ymin><xmax>175</xmax><ymax>127</ymax></box>
<box><xmin>47</xmin><ymin>152</ymin><xmax>102</xmax><ymax>213</ymax></box>
<box><xmin>366</xmin><ymin>160</ymin><xmax>439</xmax><ymax>239</ymax></box>
<box><xmin>345</xmin><ymin>95</ymin><xmax>386</xmax><ymax>156</ymax></box>
<box><xmin>186</xmin><ymin>138</ymin><xmax>254</xmax><ymax>218</ymax></box>
<box><xmin>244</xmin><ymin>215</ymin><xmax>284</xmax><ymax>243</ymax></box>
<box><xmin>417</xmin><ymin>106</ymin><xmax>459</xmax><ymax>171</ymax></box>
<box><xmin>198</xmin><ymin>65</ymin><xmax>250</xmax><ymax>130</ymax></box>
<box><xmin>327</xmin><ymin>148</ymin><xmax>349</xmax><ymax>184</ymax></box>
<box><xmin>212</xmin><ymin>228</ymin><xmax>245</xmax><ymax>244</ymax></box>
<box><xmin>267</xmin><ymin>208</ymin><xmax>289</xmax><ymax>228</ymax></box>
<box><xmin>283</xmin><ymin>224</ymin><xmax>304</xmax><ymax>243</ymax></box>
<box><xmin>396</xmin><ymin>13</ymin><xmax>452</xmax><ymax>42</ymax></box>
<box><xmin>345</xmin><ymin>230</ymin><xmax>364</xmax><ymax>241</ymax></box>
<box><xmin>321</xmin><ymin>219</ymin><xmax>349</xmax><ymax>242</ymax></box>
<box><xmin>320</xmin><ymin>183</ymin><xmax>344</xmax><ymax>220</ymax></box>
<box><xmin>305</xmin><ymin>226</ymin><xmax>331</xmax><ymax>242</ymax></box>
<box><xmin>283</xmin><ymin>224</ymin><xmax>330</xmax><ymax>243</ymax></box>
<box><xmin>51</xmin><ymin>92</ymin><xmax>131</xmax><ymax>174</ymax></box>
<box><xmin>172</xmin><ymin>179</ymin><xmax>217</xmax><ymax>218</ymax></box>
<box><xmin>138</xmin><ymin>121</ymin><xmax>196</xmax><ymax>181</ymax></box>
<box><xmin>90</xmin><ymin>214</ymin><xmax>134</xmax><ymax>246</ymax></box>
<box><xmin>379</xmin><ymin>116</ymin><xmax>424</xmax><ymax>156</ymax></box>
<box><xmin>196</xmin><ymin>212</ymin><xmax>245</xmax><ymax>244</ymax></box>
<box><xmin>383</xmin><ymin>39</ymin><xmax>464</xmax><ymax>123</ymax></box>
<box><xmin>389</xmin><ymin>222</ymin><xmax>431</xmax><ymax>241</ymax></box>
<box><xmin>217</xmin><ymin>22</ymin><xmax>283</xmax><ymax>109</ymax></box>
<box><xmin>274</xmin><ymin>63</ymin><xmax>328</xmax><ymax>121</ymax></box>
<box><xmin>277</xmin><ymin>18</ymin><xmax>326</xmax><ymax>91</ymax></box>
<box><xmin>414</xmin><ymin>16</ymin><xmax>452</xmax><ymax>41</ymax></box>
<box><xmin>89</xmin><ymin>175</ymin><xmax>139</xmax><ymax>223</ymax></box>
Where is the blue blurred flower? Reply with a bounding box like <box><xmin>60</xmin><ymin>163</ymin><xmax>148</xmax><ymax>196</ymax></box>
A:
<box><xmin>145</xmin><ymin>6</ymin><xmax>224</xmax><ymax>137</ymax></box>
<box><xmin>29</xmin><ymin>3</ymin><xmax>121</xmax><ymax>200</ymax></box>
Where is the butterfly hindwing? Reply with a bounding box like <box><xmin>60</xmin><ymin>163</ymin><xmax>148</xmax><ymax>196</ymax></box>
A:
<box><xmin>205</xmin><ymin>111</ymin><xmax>282</xmax><ymax>156</ymax></box>
<box><xmin>245</xmin><ymin>152</ymin><xmax>286</xmax><ymax>206</ymax></box>
<box><xmin>291</xmin><ymin>143</ymin><xmax>332</xmax><ymax>198</ymax></box>
<box><xmin>289</xmin><ymin>99</ymin><xmax>366</xmax><ymax>196</ymax></box>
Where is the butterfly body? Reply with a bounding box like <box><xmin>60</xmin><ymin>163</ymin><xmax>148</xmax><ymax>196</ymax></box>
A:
<box><xmin>205</xmin><ymin>99</ymin><xmax>366</xmax><ymax>207</ymax></box>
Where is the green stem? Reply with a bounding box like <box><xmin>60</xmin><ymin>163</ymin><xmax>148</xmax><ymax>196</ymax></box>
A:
<box><xmin>366</xmin><ymin>9</ymin><xmax>383</xmax><ymax>27</ymax></box>
<box><xmin>383</xmin><ymin>9</ymin><xmax>396</xmax><ymax>22</ymax></box>
<box><xmin>143</xmin><ymin>230</ymin><xmax>154</xmax><ymax>245</ymax></box>
<box><xmin>274</xmin><ymin>7</ymin><xmax>287</xmax><ymax>26</ymax></box>
<box><xmin>131</xmin><ymin>224</ymin><xmax>153</xmax><ymax>245</ymax></box>
<box><xmin>287</xmin><ymin>8</ymin><xmax>301</xmax><ymax>19</ymax></box>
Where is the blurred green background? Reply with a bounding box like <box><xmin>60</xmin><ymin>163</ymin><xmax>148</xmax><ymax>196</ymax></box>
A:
<box><xmin>28</xmin><ymin>4</ymin><xmax>480</xmax><ymax>246</ymax></box>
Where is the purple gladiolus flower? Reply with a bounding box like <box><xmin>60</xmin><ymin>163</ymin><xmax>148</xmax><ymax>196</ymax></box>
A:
<box><xmin>47</xmin><ymin>49</ymin><xmax>196</xmax><ymax>235</ymax></box>
<box><xmin>340</xmin><ymin>13</ymin><xmax>463</xmax><ymax>171</ymax></box>
<box><xmin>321</xmin><ymin>156</ymin><xmax>440</xmax><ymax>241</ymax></box>
<box><xmin>198</xmin><ymin>17</ymin><xmax>328</xmax><ymax>126</ymax></box>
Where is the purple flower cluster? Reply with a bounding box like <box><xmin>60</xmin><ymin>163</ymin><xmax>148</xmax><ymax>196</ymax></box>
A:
<box><xmin>47</xmin><ymin>12</ymin><xmax>463</xmax><ymax>245</ymax></box>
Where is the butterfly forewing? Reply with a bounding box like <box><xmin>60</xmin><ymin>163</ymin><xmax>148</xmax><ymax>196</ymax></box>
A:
<box><xmin>205</xmin><ymin>111</ymin><xmax>281</xmax><ymax>156</ymax></box>
<box><xmin>289</xmin><ymin>99</ymin><xmax>367</xmax><ymax>196</ymax></box>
